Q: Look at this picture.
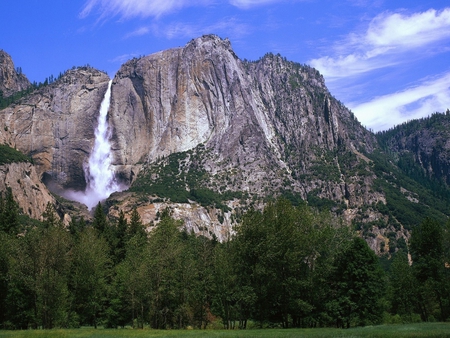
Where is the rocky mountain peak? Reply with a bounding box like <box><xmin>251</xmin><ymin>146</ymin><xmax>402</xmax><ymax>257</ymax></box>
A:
<box><xmin>0</xmin><ymin>50</ymin><xmax>31</xmax><ymax>97</ymax></box>
<box><xmin>184</xmin><ymin>34</ymin><xmax>236</xmax><ymax>58</ymax></box>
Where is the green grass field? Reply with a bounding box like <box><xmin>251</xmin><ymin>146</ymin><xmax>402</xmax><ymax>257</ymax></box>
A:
<box><xmin>1</xmin><ymin>323</ymin><xmax>450</xmax><ymax>338</ymax></box>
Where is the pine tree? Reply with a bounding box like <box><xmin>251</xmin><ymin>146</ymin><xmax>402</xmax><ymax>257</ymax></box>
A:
<box><xmin>330</xmin><ymin>237</ymin><xmax>385</xmax><ymax>328</ymax></box>
<box><xmin>114</xmin><ymin>210</ymin><xmax>128</xmax><ymax>263</ymax></box>
<box><xmin>71</xmin><ymin>227</ymin><xmax>111</xmax><ymax>328</ymax></box>
<box><xmin>127</xmin><ymin>208</ymin><xmax>146</xmax><ymax>241</ymax></box>
<box><xmin>388</xmin><ymin>251</ymin><xmax>419</xmax><ymax>321</ymax></box>
<box><xmin>0</xmin><ymin>187</ymin><xmax>20</xmax><ymax>234</ymax></box>
<box><xmin>42</xmin><ymin>202</ymin><xmax>62</xmax><ymax>228</ymax></box>
<box><xmin>92</xmin><ymin>203</ymin><xmax>108</xmax><ymax>235</ymax></box>
<box><xmin>410</xmin><ymin>218</ymin><xmax>450</xmax><ymax>321</ymax></box>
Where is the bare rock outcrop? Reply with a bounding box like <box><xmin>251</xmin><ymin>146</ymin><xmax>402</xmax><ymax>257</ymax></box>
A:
<box><xmin>0</xmin><ymin>161</ymin><xmax>54</xmax><ymax>219</ymax></box>
<box><xmin>0</xmin><ymin>50</ymin><xmax>30</xmax><ymax>97</ymax></box>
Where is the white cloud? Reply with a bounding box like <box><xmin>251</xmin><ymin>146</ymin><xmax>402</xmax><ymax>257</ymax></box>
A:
<box><xmin>80</xmin><ymin>0</ymin><xmax>212</xmax><ymax>19</ymax></box>
<box><xmin>349</xmin><ymin>72</ymin><xmax>450</xmax><ymax>131</ymax></box>
<box><xmin>366</xmin><ymin>9</ymin><xmax>450</xmax><ymax>48</ymax></box>
<box><xmin>309</xmin><ymin>8</ymin><xmax>450</xmax><ymax>80</ymax></box>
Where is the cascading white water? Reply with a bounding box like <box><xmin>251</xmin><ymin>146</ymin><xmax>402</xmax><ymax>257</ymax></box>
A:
<box><xmin>66</xmin><ymin>80</ymin><xmax>122</xmax><ymax>210</ymax></box>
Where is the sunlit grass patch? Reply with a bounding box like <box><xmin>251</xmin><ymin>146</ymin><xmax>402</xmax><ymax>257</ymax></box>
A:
<box><xmin>1</xmin><ymin>323</ymin><xmax>450</xmax><ymax>338</ymax></box>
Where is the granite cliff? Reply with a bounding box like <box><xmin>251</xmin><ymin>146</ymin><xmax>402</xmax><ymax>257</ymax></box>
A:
<box><xmin>0</xmin><ymin>161</ymin><xmax>54</xmax><ymax>219</ymax></box>
<box><xmin>0</xmin><ymin>50</ymin><xmax>30</xmax><ymax>98</ymax></box>
<box><xmin>0</xmin><ymin>67</ymin><xmax>110</xmax><ymax>191</ymax></box>
<box><xmin>110</xmin><ymin>35</ymin><xmax>376</xmax><ymax>201</ymax></box>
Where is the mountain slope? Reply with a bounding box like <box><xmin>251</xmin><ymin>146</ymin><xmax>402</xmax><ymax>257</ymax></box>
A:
<box><xmin>377</xmin><ymin>111</ymin><xmax>450</xmax><ymax>187</ymax></box>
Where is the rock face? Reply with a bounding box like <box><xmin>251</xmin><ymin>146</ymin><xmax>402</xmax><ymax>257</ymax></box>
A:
<box><xmin>0</xmin><ymin>161</ymin><xmax>54</xmax><ymax>219</ymax></box>
<box><xmin>102</xmin><ymin>35</ymin><xmax>399</xmax><ymax>246</ymax></box>
<box><xmin>0</xmin><ymin>50</ymin><xmax>30</xmax><ymax>97</ymax></box>
<box><xmin>0</xmin><ymin>67</ymin><xmax>110</xmax><ymax>190</ymax></box>
<box><xmin>110</xmin><ymin>35</ymin><xmax>377</xmax><ymax>204</ymax></box>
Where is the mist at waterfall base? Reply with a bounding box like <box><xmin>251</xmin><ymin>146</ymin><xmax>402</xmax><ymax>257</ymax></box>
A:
<box><xmin>64</xmin><ymin>80</ymin><xmax>126</xmax><ymax>210</ymax></box>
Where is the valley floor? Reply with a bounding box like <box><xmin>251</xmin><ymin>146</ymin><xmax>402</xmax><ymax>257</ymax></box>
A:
<box><xmin>1</xmin><ymin>323</ymin><xmax>450</xmax><ymax>338</ymax></box>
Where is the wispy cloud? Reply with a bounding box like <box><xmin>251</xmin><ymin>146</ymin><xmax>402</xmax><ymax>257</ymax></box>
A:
<box><xmin>124</xmin><ymin>27</ymin><xmax>150</xmax><ymax>39</ymax></box>
<box><xmin>308</xmin><ymin>8</ymin><xmax>450</xmax><ymax>131</ymax></box>
<box><xmin>309</xmin><ymin>8</ymin><xmax>450</xmax><ymax>80</ymax></box>
<box><xmin>229</xmin><ymin>0</ymin><xmax>287</xmax><ymax>9</ymax></box>
<box><xmin>349</xmin><ymin>72</ymin><xmax>450</xmax><ymax>131</ymax></box>
<box><xmin>80</xmin><ymin>0</ymin><xmax>288</xmax><ymax>19</ymax></box>
<box><xmin>346</xmin><ymin>0</ymin><xmax>384</xmax><ymax>8</ymax></box>
<box><xmin>80</xmin><ymin>0</ymin><xmax>212</xmax><ymax>19</ymax></box>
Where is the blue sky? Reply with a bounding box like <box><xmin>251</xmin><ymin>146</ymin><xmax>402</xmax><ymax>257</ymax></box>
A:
<box><xmin>1</xmin><ymin>0</ymin><xmax>449</xmax><ymax>131</ymax></box>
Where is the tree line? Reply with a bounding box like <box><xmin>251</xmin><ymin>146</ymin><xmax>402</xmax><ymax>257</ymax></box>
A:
<box><xmin>0</xmin><ymin>192</ymin><xmax>449</xmax><ymax>330</ymax></box>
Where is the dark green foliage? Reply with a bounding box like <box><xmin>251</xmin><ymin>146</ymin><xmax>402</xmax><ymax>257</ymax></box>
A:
<box><xmin>113</xmin><ymin>211</ymin><xmax>128</xmax><ymax>263</ymax></box>
<box><xmin>0</xmin><ymin>144</ymin><xmax>32</xmax><ymax>165</ymax></box>
<box><xmin>329</xmin><ymin>237</ymin><xmax>385</xmax><ymax>328</ymax></box>
<box><xmin>373</xmin><ymin>112</ymin><xmax>450</xmax><ymax>230</ymax></box>
<box><xmin>0</xmin><ymin>187</ymin><xmax>20</xmax><ymax>234</ymax></box>
<box><xmin>368</xmin><ymin>150</ymin><xmax>450</xmax><ymax>229</ymax></box>
<box><xmin>1</xmin><ymin>188</ymin><xmax>450</xmax><ymax>330</ymax></box>
<box><xmin>0</xmin><ymin>232</ymin><xmax>11</xmax><ymax>327</ymax></box>
<box><xmin>10</xmin><ymin>210</ymin><xmax>72</xmax><ymax>329</ymax></box>
<box><xmin>42</xmin><ymin>202</ymin><xmax>62</xmax><ymax>228</ymax></box>
<box><xmin>409</xmin><ymin>218</ymin><xmax>450</xmax><ymax>321</ymax></box>
<box><xmin>68</xmin><ymin>216</ymin><xmax>86</xmax><ymax>237</ymax></box>
<box><xmin>387</xmin><ymin>251</ymin><xmax>419</xmax><ymax>322</ymax></box>
<box><xmin>307</xmin><ymin>192</ymin><xmax>346</xmax><ymax>214</ymax></box>
<box><xmin>70</xmin><ymin>227</ymin><xmax>111</xmax><ymax>328</ymax></box>
<box><xmin>92</xmin><ymin>203</ymin><xmax>108</xmax><ymax>234</ymax></box>
<box><xmin>231</xmin><ymin>199</ymin><xmax>354</xmax><ymax>328</ymax></box>
<box><xmin>127</xmin><ymin>208</ymin><xmax>146</xmax><ymax>241</ymax></box>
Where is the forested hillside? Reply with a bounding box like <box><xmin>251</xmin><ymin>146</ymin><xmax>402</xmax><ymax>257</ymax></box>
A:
<box><xmin>377</xmin><ymin>110</ymin><xmax>450</xmax><ymax>188</ymax></box>
<box><xmin>1</xmin><ymin>195</ymin><xmax>449</xmax><ymax>330</ymax></box>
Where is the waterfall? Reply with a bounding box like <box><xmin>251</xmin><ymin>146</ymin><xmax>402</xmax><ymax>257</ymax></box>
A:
<box><xmin>66</xmin><ymin>80</ymin><xmax>122</xmax><ymax>210</ymax></box>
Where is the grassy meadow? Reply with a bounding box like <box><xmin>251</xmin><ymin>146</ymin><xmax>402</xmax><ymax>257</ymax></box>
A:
<box><xmin>1</xmin><ymin>323</ymin><xmax>450</xmax><ymax>338</ymax></box>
